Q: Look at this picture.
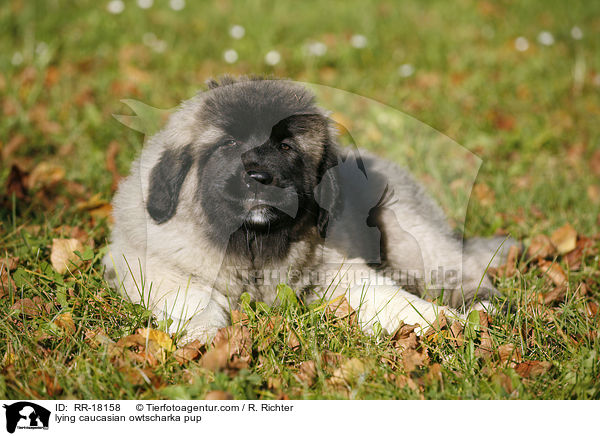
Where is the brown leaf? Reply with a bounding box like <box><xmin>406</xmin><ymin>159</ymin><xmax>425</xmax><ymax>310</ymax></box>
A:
<box><xmin>204</xmin><ymin>390</ymin><xmax>233</xmax><ymax>400</ymax></box>
<box><xmin>497</xmin><ymin>343</ymin><xmax>522</xmax><ymax>363</ymax></box>
<box><xmin>85</xmin><ymin>328</ymin><xmax>115</xmax><ymax>349</ymax></box>
<box><xmin>424</xmin><ymin>311</ymin><xmax>449</xmax><ymax>337</ymax></box>
<box><xmin>449</xmin><ymin>321</ymin><xmax>465</xmax><ymax>347</ymax></box>
<box><xmin>527</xmin><ymin>234</ymin><xmax>556</xmax><ymax>259</ymax></box>
<box><xmin>564</xmin><ymin>237</ymin><xmax>595</xmax><ymax>270</ymax></box>
<box><xmin>296</xmin><ymin>360</ymin><xmax>317</xmax><ymax>386</ymax></box>
<box><xmin>0</xmin><ymin>257</ymin><xmax>18</xmax><ymax>297</ymax></box>
<box><xmin>76</xmin><ymin>193</ymin><xmax>109</xmax><ymax>211</ymax></box>
<box><xmin>473</xmin><ymin>183</ymin><xmax>495</xmax><ymax>206</ymax></box>
<box><xmin>537</xmin><ymin>260</ymin><xmax>568</xmax><ymax>287</ymax></box>
<box><xmin>287</xmin><ymin>330</ymin><xmax>301</xmax><ymax>351</ymax></box>
<box><xmin>325</xmin><ymin>296</ymin><xmax>357</xmax><ymax>324</ymax></box>
<box><xmin>590</xmin><ymin>149</ymin><xmax>600</xmax><ymax>176</ymax></box>
<box><xmin>106</xmin><ymin>140</ymin><xmax>122</xmax><ymax>192</ymax></box>
<box><xmin>174</xmin><ymin>340</ymin><xmax>203</xmax><ymax>365</ymax></box>
<box><xmin>118</xmin><ymin>367</ymin><xmax>162</xmax><ymax>387</ymax></box>
<box><xmin>27</xmin><ymin>162</ymin><xmax>65</xmax><ymax>190</ymax></box>
<box><xmin>491</xmin><ymin>244</ymin><xmax>521</xmax><ymax>278</ymax></box>
<box><xmin>402</xmin><ymin>348</ymin><xmax>429</xmax><ymax>372</ymax></box>
<box><xmin>50</xmin><ymin>238</ymin><xmax>84</xmax><ymax>274</ymax></box>
<box><xmin>55</xmin><ymin>225</ymin><xmax>94</xmax><ymax>248</ymax></box>
<box><xmin>54</xmin><ymin>312</ymin><xmax>76</xmax><ymax>334</ymax></box>
<box><xmin>329</xmin><ymin>358</ymin><xmax>366</xmax><ymax>386</ymax></box>
<box><xmin>550</xmin><ymin>223</ymin><xmax>578</xmax><ymax>255</ymax></box>
<box><xmin>1</xmin><ymin>134</ymin><xmax>26</xmax><ymax>163</ymax></box>
<box><xmin>10</xmin><ymin>298</ymin><xmax>42</xmax><ymax>317</ymax></box>
<box><xmin>475</xmin><ymin>330</ymin><xmax>494</xmax><ymax>359</ymax></box>
<box><xmin>588</xmin><ymin>185</ymin><xmax>600</xmax><ymax>204</ymax></box>
<box><xmin>392</xmin><ymin>322</ymin><xmax>419</xmax><ymax>351</ymax></box>
<box><xmin>321</xmin><ymin>350</ymin><xmax>344</xmax><ymax>367</ymax></box>
<box><xmin>230</xmin><ymin>310</ymin><xmax>249</xmax><ymax>326</ymax></box>
<box><xmin>4</xmin><ymin>165</ymin><xmax>29</xmax><ymax>201</ymax></box>
<box><xmin>539</xmin><ymin>285</ymin><xmax>567</xmax><ymax>305</ymax></box>
<box><xmin>199</xmin><ymin>325</ymin><xmax>252</xmax><ymax>372</ymax></box>
<box><xmin>515</xmin><ymin>361</ymin><xmax>552</xmax><ymax>377</ymax></box>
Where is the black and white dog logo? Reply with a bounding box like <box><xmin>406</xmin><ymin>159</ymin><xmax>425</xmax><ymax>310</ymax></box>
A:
<box><xmin>3</xmin><ymin>402</ymin><xmax>50</xmax><ymax>433</ymax></box>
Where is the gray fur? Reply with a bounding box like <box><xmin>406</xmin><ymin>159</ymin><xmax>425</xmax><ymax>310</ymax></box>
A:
<box><xmin>103</xmin><ymin>77</ymin><xmax>514</xmax><ymax>342</ymax></box>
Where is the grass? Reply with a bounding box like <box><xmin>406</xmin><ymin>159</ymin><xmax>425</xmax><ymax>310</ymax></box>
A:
<box><xmin>1</xmin><ymin>0</ymin><xmax>599</xmax><ymax>399</ymax></box>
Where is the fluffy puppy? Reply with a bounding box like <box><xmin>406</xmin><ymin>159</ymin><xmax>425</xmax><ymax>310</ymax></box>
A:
<box><xmin>103</xmin><ymin>76</ymin><xmax>511</xmax><ymax>343</ymax></box>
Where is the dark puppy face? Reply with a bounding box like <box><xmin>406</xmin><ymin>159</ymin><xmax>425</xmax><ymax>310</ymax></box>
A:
<box><xmin>146</xmin><ymin>78</ymin><xmax>339</xmax><ymax>262</ymax></box>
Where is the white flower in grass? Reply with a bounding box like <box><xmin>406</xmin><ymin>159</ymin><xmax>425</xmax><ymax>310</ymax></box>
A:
<box><xmin>11</xmin><ymin>52</ymin><xmax>23</xmax><ymax>66</ymax></box>
<box><xmin>265</xmin><ymin>50</ymin><xmax>281</xmax><ymax>66</ymax></box>
<box><xmin>398</xmin><ymin>63</ymin><xmax>414</xmax><ymax>77</ymax></box>
<box><xmin>153</xmin><ymin>40</ymin><xmax>167</xmax><ymax>53</ymax></box>
<box><xmin>350</xmin><ymin>34</ymin><xmax>368</xmax><ymax>49</ymax></box>
<box><xmin>223</xmin><ymin>49</ymin><xmax>238</xmax><ymax>64</ymax></box>
<box><xmin>230</xmin><ymin>25</ymin><xmax>245</xmax><ymax>39</ymax></box>
<box><xmin>514</xmin><ymin>36</ymin><xmax>529</xmax><ymax>52</ymax></box>
<box><xmin>137</xmin><ymin>0</ymin><xmax>153</xmax><ymax>9</ymax></box>
<box><xmin>35</xmin><ymin>42</ymin><xmax>48</xmax><ymax>56</ymax></box>
<box><xmin>169</xmin><ymin>0</ymin><xmax>185</xmax><ymax>11</ymax></box>
<box><xmin>537</xmin><ymin>31</ymin><xmax>554</xmax><ymax>46</ymax></box>
<box><xmin>107</xmin><ymin>0</ymin><xmax>124</xmax><ymax>14</ymax></box>
<box><xmin>571</xmin><ymin>26</ymin><xmax>583</xmax><ymax>40</ymax></box>
<box><xmin>305</xmin><ymin>41</ymin><xmax>327</xmax><ymax>57</ymax></box>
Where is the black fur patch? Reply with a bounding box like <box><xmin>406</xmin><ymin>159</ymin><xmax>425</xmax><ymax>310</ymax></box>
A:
<box><xmin>147</xmin><ymin>144</ymin><xmax>193</xmax><ymax>224</ymax></box>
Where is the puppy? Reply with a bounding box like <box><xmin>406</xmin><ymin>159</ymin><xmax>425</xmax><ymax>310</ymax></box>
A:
<box><xmin>103</xmin><ymin>76</ymin><xmax>512</xmax><ymax>343</ymax></box>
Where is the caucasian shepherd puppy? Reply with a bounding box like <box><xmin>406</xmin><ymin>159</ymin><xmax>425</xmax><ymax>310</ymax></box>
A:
<box><xmin>103</xmin><ymin>77</ymin><xmax>512</xmax><ymax>343</ymax></box>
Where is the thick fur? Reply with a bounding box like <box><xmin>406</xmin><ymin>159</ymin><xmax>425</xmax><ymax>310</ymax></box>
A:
<box><xmin>103</xmin><ymin>77</ymin><xmax>513</xmax><ymax>343</ymax></box>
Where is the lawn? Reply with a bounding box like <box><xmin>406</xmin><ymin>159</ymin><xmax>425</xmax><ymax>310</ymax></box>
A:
<box><xmin>0</xmin><ymin>0</ymin><xmax>599</xmax><ymax>400</ymax></box>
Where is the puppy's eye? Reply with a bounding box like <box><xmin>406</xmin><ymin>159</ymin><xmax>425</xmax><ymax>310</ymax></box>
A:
<box><xmin>222</xmin><ymin>139</ymin><xmax>237</xmax><ymax>147</ymax></box>
<box><xmin>279</xmin><ymin>142</ymin><xmax>292</xmax><ymax>151</ymax></box>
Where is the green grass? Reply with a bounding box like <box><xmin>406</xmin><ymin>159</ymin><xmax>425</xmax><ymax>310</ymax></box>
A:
<box><xmin>1</xmin><ymin>0</ymin><xmax>599</xmax><ymax>399</ymax></box>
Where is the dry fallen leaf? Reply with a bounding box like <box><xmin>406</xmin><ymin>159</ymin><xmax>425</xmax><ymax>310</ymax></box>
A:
<box><xmin>497</xmin><ymin>344</ymin><xmax>522</xmax><ymax>363</ymax></box>
<box><xmin>54</xmin><ymin>312</ymin><xmax>76</xmax><ymax>334</ymax></box>
<box><xmin>326</xmin><ymin>296</ymin><xmax>357</xmax><ymax>324</ymax></box>
<box><xmin>514</xmin><ymin>360</ymin><xmax>552</xmax><ymax>378</ymax></box>
<box><xmin>137</xmin><ymin>327</ymin><xmax>175</xmax><ymax>352</ymax></box>
<box><xmin>537</xmin><ymin>260</ymin><xmax>568</xmax><ymax>287</ymax></box>
<box><xmin>174</xmin><ymin>340</ymin><xmax>203</xmax><ymax>365</ymax></box>
<box><xmin>329</xmin><ymin>358</ymin><xmax>366</xmax><ymax>386</ymax></box>
<box><xmin>27</xmin><ymin>162</ymin><xmax>65</xmax><ymax>190</ymax></box>
<box><xmin>392</xmin><ymin>322</ymin><xmax>420</xmax><ymax>351</ymax></box>
<box><xmin>527</xmin><ymin>234</ymin><xmax>556</xmax><ymax>259</ymax></box>
<box><xmin>204</xmin><ymin>390</ymin><xmax>233</xmax><ymax>400</ymax></box>
<box><xmin>590</xmin><ymin>149</ymin><xmax>600</xmax><ymax>176</ymax></box>
<box><xmin>105</xmin><ymin>140</ymin><xmax>122</xmax><ymax>192</ymax></box>
<box><xmin>199</xmin><ymin>325</ymin><xmax>252</xmax><ymax>372</ymax></box>
<box><xmin>490</xmin><ymin>244</ymin><xmax>522</xmax><ymax>279</ymax></box>
<box><xmin>50</xmin><ymin>238</ymin><xmax>84</xmax><ymax>274</ymax></box>
<box><xmin>550</xmin><ymin>223</ymin><xmax>577</xmax><ymax>255</ymax></box>
<box><xmin>0</xmin><ymin>257</ymin><xmax>18</xmax><ymax>297</ymax></box>
<box><xmin>402</xmin><ymin>347</ymin><xmax>429</xmax><ymax>372</ymax></box>
<box><xmin>296</xmin><ymin>360</ymin><xmax>317</xmax><ymax>386</ymax></box>
<box><xmin>473</xmin><ymin>183</ymin><xmax>496</xmax><ymax>206</ymax></box>
<box><xmin>564</xmin><ymin>237</ymin><xmax>595</xmax><ymax>270</ymax></box>
<box><xmin>449</xmin><ymin>321</ymin><xmax>465</xmax><ymax>347</ymax></box>
<box><xmin>10</xmin><ymin>298</ymin><xmax>42</xmax><ymax>317</ymax></box>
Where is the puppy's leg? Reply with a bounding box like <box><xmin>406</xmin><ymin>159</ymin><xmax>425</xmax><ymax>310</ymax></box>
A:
<box><xmin>345</xmin><ymin>281</ymin><xmax>463</xmax><ymax>335</ymax></box>
<box><xmin>376</xmin><ymin>207</ymin><xmax>501</xmax><ymax>309</ymax></box>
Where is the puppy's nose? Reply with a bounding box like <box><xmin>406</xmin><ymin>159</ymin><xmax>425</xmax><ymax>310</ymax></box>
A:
<box><xmin>247</xmin><ymin>170</ymin><xmax>273</xmax><ymax>185</ymax></box>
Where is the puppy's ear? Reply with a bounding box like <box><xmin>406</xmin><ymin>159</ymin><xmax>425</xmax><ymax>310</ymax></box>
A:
<box><xmin>315</xmin><ymin>140</ymin><xmax>342</xmax><ymax>238</ymax></box>
<box><xmin>146</xmin><ymin>144</ymin><xmax>193</xmax><ymax>224</ymax></box>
